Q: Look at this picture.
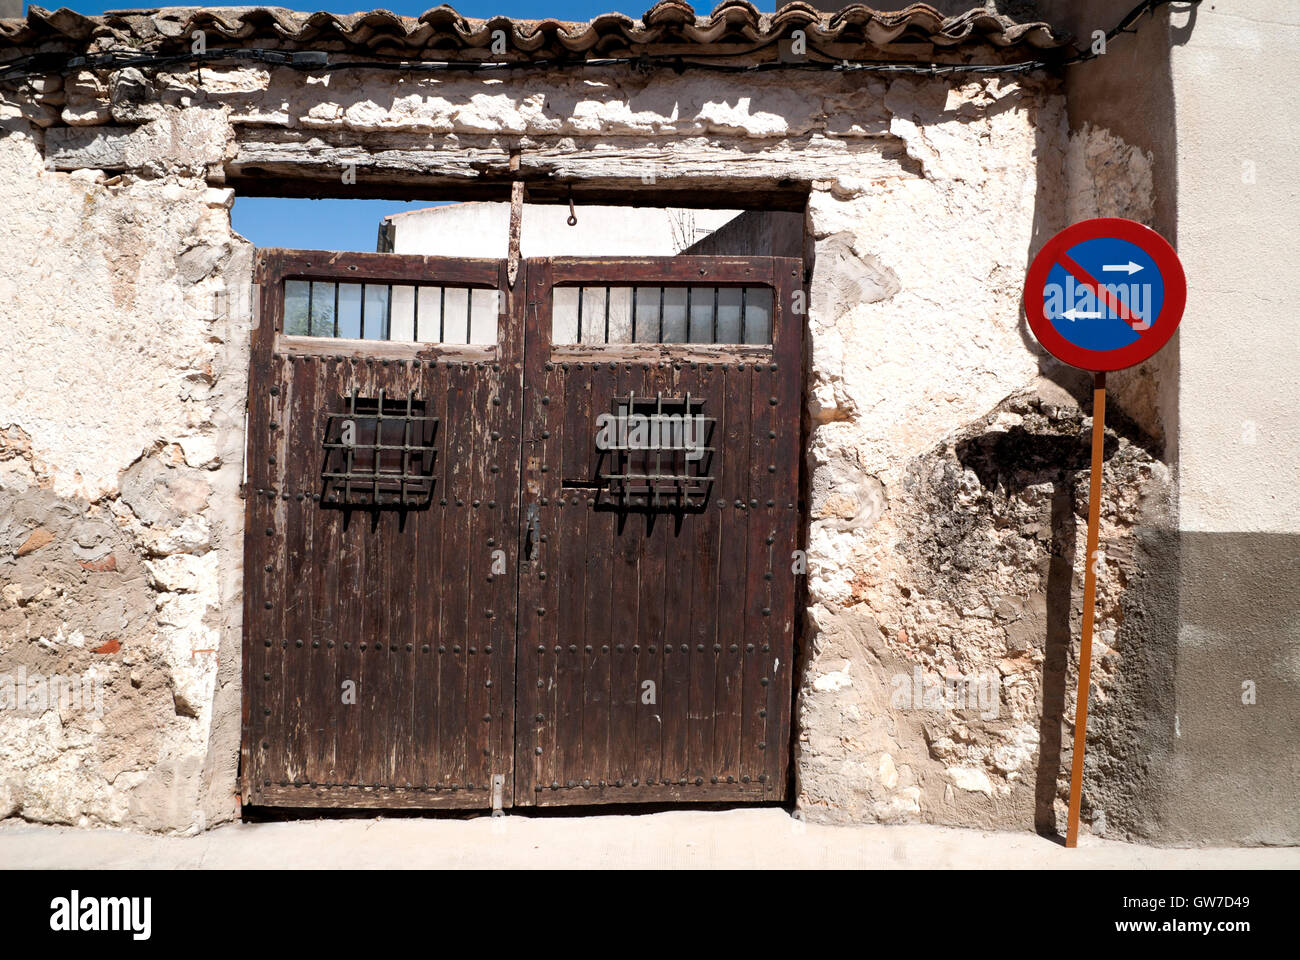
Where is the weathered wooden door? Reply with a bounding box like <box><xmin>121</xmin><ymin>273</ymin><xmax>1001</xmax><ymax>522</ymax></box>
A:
<box><xmin>242</xmin><ymin>251</ymin><xmax>802</xmax><ymax>810</ymax></box>
<box><xmin>241</xmin><ymin>249</ymin><xmax>523</xmax><ymax>809</ymax></box>
<box><xmin>513</xmin><ymin>256</ymin><xmax>803</xmax><ymax>805</ymax></box>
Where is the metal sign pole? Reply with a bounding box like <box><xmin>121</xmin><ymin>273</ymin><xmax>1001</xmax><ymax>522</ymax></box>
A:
<box><xmin>1066</xmin><ymin>370</ymin><xmax>1106</xmax><ymax>848</ymax></box>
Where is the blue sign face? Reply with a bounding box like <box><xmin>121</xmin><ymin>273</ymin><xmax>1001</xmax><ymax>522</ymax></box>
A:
<box><xmin>1042</xmin><ymin>237</ymin><xmax>1167</xmax><ymax>352</ymax></box>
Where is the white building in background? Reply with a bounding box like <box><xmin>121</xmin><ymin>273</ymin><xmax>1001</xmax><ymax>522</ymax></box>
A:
<box><xmin>379</xmin><ymin>201</ymin><xmax>741</xmax><ymax>257</ymax></box>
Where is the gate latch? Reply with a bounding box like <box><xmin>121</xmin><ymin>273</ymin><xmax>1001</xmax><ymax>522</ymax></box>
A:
<box><xmin>524</xmin><ymin>503</ymin><xmax>541</xmax><ymax>562</ymax></box>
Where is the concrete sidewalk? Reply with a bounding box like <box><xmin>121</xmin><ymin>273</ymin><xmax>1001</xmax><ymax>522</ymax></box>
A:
<box><xmin>3</xmin><ymin>809</ymin><xmax>1297</xmax><ymax>869</ymax></box>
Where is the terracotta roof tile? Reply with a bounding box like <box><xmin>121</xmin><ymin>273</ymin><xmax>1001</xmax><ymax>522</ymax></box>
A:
<box><xmin>0</xmin><ymin>3</ymin><xmax>1066</xmax><ymax>57</ymax></box>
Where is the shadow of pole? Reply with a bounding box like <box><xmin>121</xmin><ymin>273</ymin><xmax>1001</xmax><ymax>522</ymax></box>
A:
<box><xmin>1035</xmin><ymin>472</ymin><xmax>1078</xmax><ymax>839</ymax></box>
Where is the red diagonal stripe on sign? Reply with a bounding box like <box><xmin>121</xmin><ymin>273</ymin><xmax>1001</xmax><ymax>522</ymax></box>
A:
<box><xmin>1058</xmin><ymin>251</ymin><xmax>1135</xmax><ymax>324</ymax></box>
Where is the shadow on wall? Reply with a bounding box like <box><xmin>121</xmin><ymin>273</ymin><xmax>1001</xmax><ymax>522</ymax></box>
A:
<box><xmin>952</xmin><ymin>407</ymin><xmax>1118</xmax><ymax>836</ymax></box>
<box><xmin>946</xmin><ymin>389</ymin><xmax>1174</xmax><ymax>841</ymax></box>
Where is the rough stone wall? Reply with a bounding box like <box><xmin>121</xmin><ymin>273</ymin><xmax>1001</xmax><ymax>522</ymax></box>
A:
<box><xmin>0</xmin><ymin>94</ymin><xmax>250</xmax><ymax>831</ymax></box>
<box><xmin>797</xmin><ymin>91</ymin><xmax>1172</xmax><ymax>835</ymax></box>
<box><xmin>1</xmin><ymin>56</ymin><xmax>1166</xmax><ymax>835</ymax></box>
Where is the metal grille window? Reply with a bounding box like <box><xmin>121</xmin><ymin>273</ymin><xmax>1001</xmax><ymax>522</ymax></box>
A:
<box><xmin>552</xmin><ymin>286</ymin><xmax>772</xmax><ymax>345</ymax></box>
<box><xmin>597</xmin><ymin>394</ymin><xmax>714</xmax><ymax>509</ymax></box>
<box><xmin>284</xmin><ymin>280</ymin><xmax>499</xmax><ymax>344</ymax></box>
<box><xmin>321</xmin><ymin>391</ymin><xmax>438</xmax><ymax>508</ymax></box>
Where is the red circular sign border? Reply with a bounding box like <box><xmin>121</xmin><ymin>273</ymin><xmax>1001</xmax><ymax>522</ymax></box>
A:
<box><xmin>1023</xmin><ymin>217</ymin><xmax>1186</xmax><ymax>372</ymax></box>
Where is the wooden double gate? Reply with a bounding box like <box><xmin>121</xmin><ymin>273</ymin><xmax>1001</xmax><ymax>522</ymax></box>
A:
<box><xmin>241</xmin><ymin>249</ymin><xmax>803</xmax><ymax>810</ymax></box>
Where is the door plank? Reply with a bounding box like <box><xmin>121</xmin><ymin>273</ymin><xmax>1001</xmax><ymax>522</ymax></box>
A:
<box><xmin>741</xmin><ymin>358</ymin><xmax>775</xmax><ymax>792</ymax></box>
<box><xmin>553</xmin><ymin>361</ymin><xmax>589</xmax><ymax>791</ymax></box>
<box><xmin>412</xmin><ymin>359</ymin><xmax>446</xmax><ymax>789</ymax></box>
<box><xmin>312</xmin><ymin>357</ymin><xmax>345</xmax><ymax>785</ymax></box>
<box><xmin>606</xmin><ymin>361</ymin><xmax>643</xmax><ymax>787</ymax></box>
<box><xmin>464</xmin><ymin>361</ymin><xmax>495</xmax><ymax>793</ymax></box>
<box><xmin>580</xmin><ymin>361</ymin><xmax>618</xmax><ymax>786</ymax></box>
<box><xmin>438</xmin><ymin>360</ymin><xmax>472</xmax><ymax>791</ymax></box>
<box><xmin>659</xmin><ymin>361</ymin><xmax>694</xmax><ymax>787</ymax></box>
<box><xmin>684</xmin><ymin>360</ymin><xmax>721</xmax><ymax>784</ymax></box>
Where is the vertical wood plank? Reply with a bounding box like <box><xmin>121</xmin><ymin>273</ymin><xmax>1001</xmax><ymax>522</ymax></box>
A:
<box><xmin>742</xmin><ymin>356</ymin><xmax>776</xmax><ymax>793</ymax></box>
<box><xmin>311</xmin><ymin>357</ymin><xmax>344</xmax><ymax>786</ymax></box>
<box><xmin>685</xmin><ymin>360</ymin><xmax>720</xmax><ymax>783</ymax></box>
<box><xmin>438</xmin><ymin>359</ymin><xmax>472</xmax><ymax>790</ymax></box>
<box><xmin>332</xmin><ymin>361</ymin><xmax>364</xmax><ymax>788</ymax></box>
<box><xmin>714</xmin><ymin>360</ymin><xmax>752</xmax><ymax>784</ymax></box>
<box><xmin>385</xmin><ymin>361</ymin><xmax>417</xmax><ymax>787</ymax></box>
<box><xmin>554</xmin><ymin>361</ymin><xmax>589</xmax><ymax>790</ymax></box>
<box><xmin>266</xmin><ymin>352</ymin><xmax>293</xmax><ymax>788</ymax></box>
<box><xmin>412</xmin><ymin>357</ymin><xmax>447</xmax><ymax>789</ymax></box>
<box><xmin>493</xmin><ymin>260</ymin><xmax>524</xmax><ymax>804</ymax></box>
<box><xmin>659</xmin><ymin>360</ymin><xmax>694</xmax><ymax>787</ymax></box>
<box><xmin>241</xmin><ymin>253</ymin><xmax>277</xmax><ymax>803</ymax></box>
<box><xmin>514</xmin><ymin>259</ymin><xmax>559</xmax><ymax>801</ymax></box>
<box><xmin>463</xmin><ymin>360</ymin><xmax>494</xmax><ymax>796</ymax></box>
<box><xmin>351</xmin><ymin>358</ymin><xmax>386</xmax><ymax>789</ymax></box>
<box><xmin>632</xmin><ymin>360</ymin><xmax>670</xmax><ymax>790</ymax></box>
<box><xmin>768</xmin><ymin>258</ymin><xmax>804</xmax><ymax>798</ymax></box>
<box><xmin>606</xmin><ymin>361</ymin><xmax>642</xmax><ymax>787</ymax></box>
<box><xmin>285</xmin><ymin>356</ymin><xmax>319</xmax><ymax>787</ymax></box>
<box><xmin>581</xmin><ymin>361</ymin><xmax>617</xmax><ymax>786</ymax></box>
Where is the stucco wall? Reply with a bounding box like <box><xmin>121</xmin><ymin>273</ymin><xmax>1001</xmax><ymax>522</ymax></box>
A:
<box><xmin>1169</xmin><ymin>3</ymin><xmax>1300</xmax><ymax>535</ymax></box>
<box><xmin>0</xmin><ymin>54</ymin><xmax>1176</xmax><ymax>837</ymax></box>
<box><xmin>1163</xmin><ymin>2</ymin><xmax>1300</xmax><ymax>845</ymax></box>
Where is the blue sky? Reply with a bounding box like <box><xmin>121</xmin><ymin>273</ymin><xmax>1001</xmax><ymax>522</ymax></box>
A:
<box><xmin>232</xmin><ymin>198</ymin><xmax>440</xmax><ymax>252</ymax></box>
<box><xmin>41</xmin><ymin>2</ymin><xmax>657</xmax><ymax>249</ymax></box>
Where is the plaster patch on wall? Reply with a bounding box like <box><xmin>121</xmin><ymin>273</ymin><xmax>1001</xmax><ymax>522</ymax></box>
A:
<box><xmin>1066</xmin><ymin>121</ymin><xmax>1154</xmax><ymax>224</ymax></box>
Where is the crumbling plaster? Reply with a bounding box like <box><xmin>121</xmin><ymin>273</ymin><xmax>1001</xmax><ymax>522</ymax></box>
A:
<box><xmin>0</xmin><ymin>97</ymin><xmax>249</xmax><ymax>831</ymax></box>
<box><xmin>0</xmin><ymin>57</ymin><xmax>1168</xmax><ymax>835</ymax></box>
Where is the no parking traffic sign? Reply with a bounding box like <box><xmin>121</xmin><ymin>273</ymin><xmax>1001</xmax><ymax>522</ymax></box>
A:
<box><xmin>1020</xmin><ymin>217</ymin><xmax>1186</xmax><ymax>848</ymax></box>
<box><xmin>1024</xmin><ymin>217</ymin><xmax>1186</xmax><ymax>371</ymax></box>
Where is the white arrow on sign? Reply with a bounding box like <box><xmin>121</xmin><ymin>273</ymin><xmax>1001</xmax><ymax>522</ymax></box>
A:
<box><xmin>1101</xmin><ymin>261</ymin><xmax>1143</xmax><ymax>275</ymax></box>
<box><xmin>1061</xmin><ymin>308</ymin><xmax>1105</xmax><ymax>320</ymax></box>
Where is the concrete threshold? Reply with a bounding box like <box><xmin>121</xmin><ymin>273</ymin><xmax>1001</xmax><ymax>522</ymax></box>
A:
<box><xmin>3</xmin><ymin>809</ymin><xmax>1297</xmax><ymax>869</ymax></box>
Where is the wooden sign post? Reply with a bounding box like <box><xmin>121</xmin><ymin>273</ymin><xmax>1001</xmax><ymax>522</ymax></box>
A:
<box><xmin>1066</xmin><ymin>371</ymin><xmax>1105</xmax><ymax>847</ymax></box>
<box><xmin>1023</xmin><ymin>219</ymin><xmax>1185</xmax><ymax>847</ymax></box>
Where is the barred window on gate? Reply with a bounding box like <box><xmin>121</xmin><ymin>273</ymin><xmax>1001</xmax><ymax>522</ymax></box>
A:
<box><xmin>551</xmin><ymin>286</ymin><xmax>773</xmax><ymax>345</ymax></box>
<box><xmin>321</xmin><ymin>391</ymin><xmax>438</xmax><ymax>508</ymax></box>
<box><xmin>283</xmin><ymin>280</ymin><xmax>499</xmax><ymax>344</ymax></box>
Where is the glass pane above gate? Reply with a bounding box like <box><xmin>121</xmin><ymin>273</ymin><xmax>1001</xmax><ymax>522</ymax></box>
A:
<box><xmin>284</xmin><ymin>280</ymin><xmax>500</xmax><ymax>344</ymax></box>
<box><xmin>552</xmin><ymin>285</ymin><xmax>772</xmax><ymax>345</ymax></box>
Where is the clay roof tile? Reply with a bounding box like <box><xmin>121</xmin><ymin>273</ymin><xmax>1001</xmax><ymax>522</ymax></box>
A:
<box><xmin>0</xmin><ymin>3</ymin><xmax>1067</xmax><ymax>56</ymax></box>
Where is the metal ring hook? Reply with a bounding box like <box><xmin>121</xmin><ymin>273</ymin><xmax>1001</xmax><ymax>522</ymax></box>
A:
<box><xmin>566</xmin><ymin>192</ymin><xmax>578</xmax><ymax>227</ymax></box>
